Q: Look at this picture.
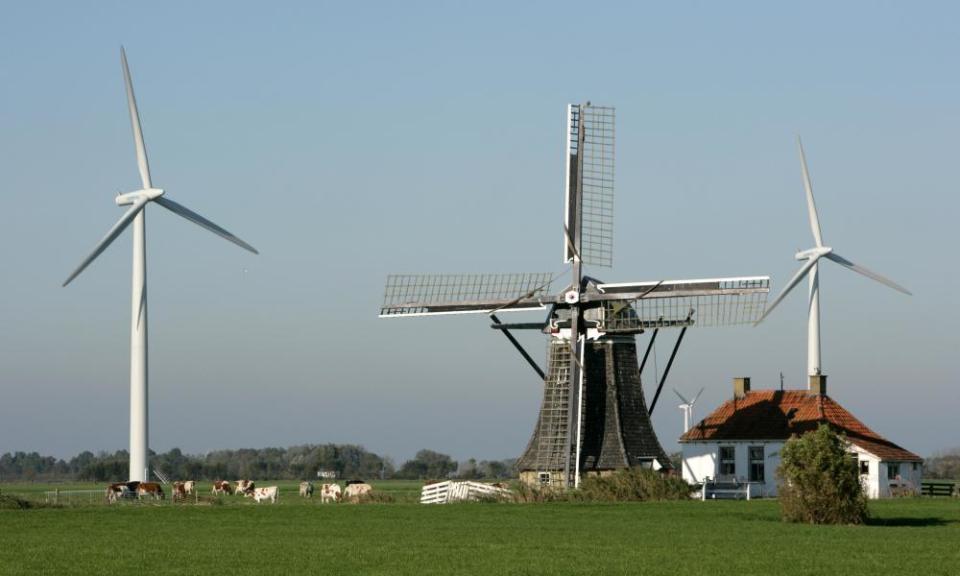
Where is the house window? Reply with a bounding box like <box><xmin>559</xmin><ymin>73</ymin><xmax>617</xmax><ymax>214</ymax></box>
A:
<box><xmin>887</xmin><ymin>463</ymin><xmax>900</xmax><ymax>480</ymax></box>
<box><xmin>748</xmin><ymin>446</ymin><xmax>764</xmax><ymax>482</ymax></box>
<box><xmin>859</xmin><ymin>460</ymin><xmax>869</xmax><ymax>476</ymax></box>
<box><xmin>719</xmin><ymin>446</ymin><xmax>736</xmax><ymax>477</ymax></box>
<box><xmin>538</xmin><ymin>472</ymin><xmax>551</xmax><ymax>485</ymax></box>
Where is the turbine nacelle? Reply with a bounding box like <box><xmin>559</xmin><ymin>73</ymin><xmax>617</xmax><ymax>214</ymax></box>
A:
<box><xmin>794</xmin><ymin>246</ymin><xmax>832</xmax><ymax>261</ymax></box>
<box><xmin>116</xmin><ymin>188</ymin><xmax>164</xmax><ymax>206</ymax></box>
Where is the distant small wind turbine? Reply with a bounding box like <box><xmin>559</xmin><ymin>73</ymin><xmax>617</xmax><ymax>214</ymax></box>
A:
<box><xmin>63</xmin><ymin>48</ymin><xmax>258</xmax><ymax>482</ymax></box>
<box><xmin>673</xmin><ymin>386</ymin><xmax>705</xmax><ymax>434</ymax></box>
<box><xmin>755</xmin><ymin>137</ymin><xmax>910</xmax><ymax>380</ymax></box>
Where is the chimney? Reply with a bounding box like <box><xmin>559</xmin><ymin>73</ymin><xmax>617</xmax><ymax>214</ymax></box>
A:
<box><xmin>809</xmin><ymin>374</ymin><xmax>827</xmax><ymax>396</ymax></box>
<box><xmin>734</xmin><ymin>377</ymin><xmax>751</xmax><ymax>398</ymax></box>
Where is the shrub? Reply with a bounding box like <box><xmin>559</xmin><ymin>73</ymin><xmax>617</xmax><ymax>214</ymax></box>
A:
<box><xmin>0</xmin><ymin>495</ymin><xmax>59</xmax><ymax>510</ymax></box>
<box><xmin>512</xmin><ymin>482</ymin><xmax>568</xmax><ymax>503</ymax></box>
<box><xmin>778</xmin><ymin>424</ymin><xmax>868</xmax><ymax>525</ymax></box>
<box><xmin>574</xmin><ymin>468</ymin><xmax>691</xmax><ymax>502</ymax></box>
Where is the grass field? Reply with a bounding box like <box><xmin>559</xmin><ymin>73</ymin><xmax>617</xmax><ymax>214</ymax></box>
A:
<box><xmin>1</xmin><ymin>482</ymin><xmax>958</xmax><ymax>575</ymax></box>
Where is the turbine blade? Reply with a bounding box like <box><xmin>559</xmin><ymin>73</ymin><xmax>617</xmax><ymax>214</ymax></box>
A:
<box><xmin>824</xmin><ymin>252</ymin><xmax>912</xmax><ymax>296</ymax></box>
<box><xmin>672</xmin><ymin>388</ymin><xmax>691</xmax><ymax>404</ymax></box>
<box><xmin>798</xmin><ymin>137</ymin><xmax>823</xmax><ymax>247</ymax></box>
<box><xmin>121</xmin><ymin>47</ymin><xmax>152</xmax><ymax>189</ymax></box>
<box><xmin>691</xmin><ymin>386</ymin><xmax>706</xmax><ymax>405</ymax></box>
<box><xmin>155</xmin><ymin>196</ymin><xmax>258</xmax><ymax>254</ymax></box>
<box><xmin>754</xmin><ymin>255</ymin><xmax>822</xmax><ymax>325</ymax></box>
<box><xmin>63</xmin><ymin>197</ymin><xmax>149</xmax><ymax>286</ymax></box>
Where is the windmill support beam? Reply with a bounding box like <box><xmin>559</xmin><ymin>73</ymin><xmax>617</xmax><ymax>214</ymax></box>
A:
<box><xmin>648</xmin><ymin>325</ymin><xmax>689</xmax><ymax>416</ymax></box>
<box><xmin>638</xmin><ymin>328</ymin><xmax>659</xmax><ymax>375</ymax></box>
<box><xmin>490</xmin><ymin>314</ymin><xmax>546</xmax><ymax>381</ymax></box>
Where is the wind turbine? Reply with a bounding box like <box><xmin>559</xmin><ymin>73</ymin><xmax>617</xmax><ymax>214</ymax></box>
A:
<box><xmin>755</xmin><ymin>137</ymin><xmax>910</xmax><ymax>381</ymax></box>
<box><xmin>673</xmin><ymin>387</ymin><xmax>704</xmax><ymax>434</ymax></box>
<box><xmin>63</xmin><ymin>48</ymin><xmax>258</xmax><ymax>482</ymax></box>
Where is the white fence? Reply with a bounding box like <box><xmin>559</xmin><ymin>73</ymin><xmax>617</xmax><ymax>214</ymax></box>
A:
<box><xmin>420</xmin><ymin>481</ymin><xmax>511</xmax><ymax>504</ymax></box>
<box><xmin>44</xmin><ymin>489</ymin><xmax>108</xmax><ymax>505</ymax></box>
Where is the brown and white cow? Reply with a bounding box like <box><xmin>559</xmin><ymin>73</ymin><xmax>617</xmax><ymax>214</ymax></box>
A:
<box><xmin>320</xmin><ymin>483</ymin><xmax>341</xmax><ymax>503</ymax></box>
<box><xmin>137</xmin><ymin>482</ymin><xmax>164</xmax><ymax>500</ymax></box>
<box><xmin>250</xmin><ymin>486</ymin><xmax>278</xmax><ymax>504</ymax></box>
<box><xmin>172</xmin><ymin>481</ymin><xmax>187</xmax><ymax>501</ymax></box>
<box><xmin>344</xmin><ymin>482</ymin><xmax>372</xmax><ymax>502</ymax></box>
<box><xmin>183</xmin><ymin>480</ymin><xmax>195</xmax><ymax>495</ymax></box>
<box><xmin>105</xmin><ymin>482</ymin><xmax>134</xmax><ymax>503</ymax></box>
<box><xmin>235</xmin><ymin>480</ymin><xmax>255</xmax><ymax>496</ymax></box>
<box><xmin>299</xmin><ymin>481</ymin><xmax>314</xmax><ymax>498</ymax></box>
<box><xmin>212</xmin><ymin>480</ymin><xmax>233</xmax><ymax>495</ymax></box>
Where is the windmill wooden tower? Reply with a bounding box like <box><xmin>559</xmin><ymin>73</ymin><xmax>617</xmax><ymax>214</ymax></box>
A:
<box><xmin>380</xmin><ymin>103</ymin><xmax>770</xmax><ymax>488</ymax></box>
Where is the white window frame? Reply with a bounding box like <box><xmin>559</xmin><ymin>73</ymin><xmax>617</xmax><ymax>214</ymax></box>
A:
<box><xmin>718</xmin><ymin>446</ymin><xmax>736</xmax><ymax>478</ymax></box>
<box><xmin>748</xmin><ymin>446</ymin><xmax>765</xmax><ymax>482</ymax></box>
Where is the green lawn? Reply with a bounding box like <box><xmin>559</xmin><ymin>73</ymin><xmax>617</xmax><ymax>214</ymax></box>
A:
<box><xmin>1</xmin><ymin>483</ymin><xmax>957</xmax><ymax>575</ymax></box>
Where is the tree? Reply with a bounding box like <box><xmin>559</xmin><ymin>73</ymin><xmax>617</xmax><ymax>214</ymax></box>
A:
<box><xmin>396</xmin><ymin>450</ymin><xmax>457</xmax><ymax>479</ymax></box>
<box><xmin>778</xmin><ymin>424</ymin><xmax>868</xmax><ymax>525</ymax></box>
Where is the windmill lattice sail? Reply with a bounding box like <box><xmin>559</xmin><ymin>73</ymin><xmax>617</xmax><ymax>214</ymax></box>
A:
<box><xmin>596</xmin><ymin>277</ymin><xmax>770</xmax><ymax>330</ymax></box>
<box><xmin>565</xmin><ymin>104</ymin><xmax>615</xmax><ymax>267</ymax></box>
<box><xmin>379</xmin><ymin>273</ymin><xmax>554</xmax><ymax>317</ymax></box>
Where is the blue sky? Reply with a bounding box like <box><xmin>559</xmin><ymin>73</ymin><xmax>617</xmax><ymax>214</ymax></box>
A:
<box><xmin>1</xmin><ymin>1</ymin><xmax>957</xmax><ymax>463</ymax></box>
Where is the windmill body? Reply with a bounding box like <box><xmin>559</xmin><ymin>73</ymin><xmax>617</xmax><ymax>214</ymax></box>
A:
<box><xmin>64</xmin><ymin>49</ymin><xmax>257</xmax><ymax>482</ymax></box>
<box><xmin>380</xmin><ymin>103</ymin><xmax>770</xmax><ymax>488</ymax></box>
<box><xmin>757</xmin><ymin>138</ymin><xmax>910</xmax><ymax>384</ymax></box>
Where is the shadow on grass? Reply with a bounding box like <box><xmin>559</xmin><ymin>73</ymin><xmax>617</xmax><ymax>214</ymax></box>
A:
<box><xmin>867</xmin><ymin>517</ymin><xmax>955</xmax><ymax>527</ymax></box>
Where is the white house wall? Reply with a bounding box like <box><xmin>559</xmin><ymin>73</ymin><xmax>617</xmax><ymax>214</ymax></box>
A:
<box><xmin>850</xmin><ymin>446</ymin><xmax>881</xmax><ymax>499</ymax></box>
<box><xmin>684</xmin><ymin>441</ymin><xmax>921</xmax><ymax>499</ymax></box>
<box><xmin>681</xmin><ymin>441</ymin><xmax>783</xmax><ymax>498</ymax></box>
<box><xmin>878</xmin><ymin>460</ymin><xmax>922</xmax><ymax>497</ymax></box>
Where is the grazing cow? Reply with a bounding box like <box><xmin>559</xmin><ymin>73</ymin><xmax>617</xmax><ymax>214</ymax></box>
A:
<box><xmin>183</xmin><ymin>481</ymin><xmax>195</xmax><ymax>495</ymax></box>
<box><xmin>212</xmin><ymin>480</ymin><xmax>233</xmax><ymax>495</ymax></box>
<box><xmin>137</xmin><ymin>482</ymin><xmax>165</xmax><ymax>500</ymax></box>
<box><xmin>235</xmin><ymin>480</ymin><xmax>255</xmax><ymax>496</ymax></box>
<box><xmin>250</xmin><ymin>486</ymin><xmax>279</xmax><ymax>504</ymax></box>
<box><xmin>172</xmin><ymin>481</ymin><xmax>187</xmax><ymax>501</ymax></box>
<box><xmin>299</xmin><ymin>481</ymin><xmax>314</xmax><ymax>498</ymax></box>
<box><xmin>105</xmin><ymin>482</ymin><xmax>135</xmax><ymax>503</ymax></box>
<box><xmin>344</xmin><ymin>482</ymin><xmax>372</xmax><ymax>502</ymax></box>
<box><xmin>320</xmin><ymin>483</ymin><xmax>341</xmax><ymax>503</ymax></box>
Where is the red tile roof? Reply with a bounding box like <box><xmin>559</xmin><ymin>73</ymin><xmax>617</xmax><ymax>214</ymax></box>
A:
<box><xmin>679</xmin><ymin>390</ymin><xmax>921</xmax><ymax>461</ymax></box>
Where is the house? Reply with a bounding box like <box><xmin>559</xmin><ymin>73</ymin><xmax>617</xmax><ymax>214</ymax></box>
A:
<box><xmin>679</xmin><ymin>376</ymin><xmax>921</xmax><ymax>499</ymax></box>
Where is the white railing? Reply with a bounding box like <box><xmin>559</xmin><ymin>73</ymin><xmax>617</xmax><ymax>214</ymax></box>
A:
<box><xmin>699</xmin><ymin>478</ymin><xmax>761</xmax><ymax>500</ymax></box>
<box><xmin>420</xmin><ymin>481</ymin><xmax>511</xmax><ymax>504</ymax></box>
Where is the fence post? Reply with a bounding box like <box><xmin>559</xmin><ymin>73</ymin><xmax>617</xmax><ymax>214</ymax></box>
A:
<box><xmin>55</xmin><ymin>488</ymin><xmax>60</xmax><ymax>505</ymax></box>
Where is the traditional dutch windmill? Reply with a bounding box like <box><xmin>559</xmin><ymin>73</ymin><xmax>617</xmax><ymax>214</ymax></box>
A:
<box><xmin>380</xmin><ymin>103</ymin><xmax>770</xmax><ymax>488</ymax></box>
<box><xmin>755</xmin><ymin>138</ymin><xmax>910</xmax><ymax>387</ymax></box>
<box><xmin>63</xmin><ymin>49</ymin><xmax>258</xmax><ymax>482</ymax></box>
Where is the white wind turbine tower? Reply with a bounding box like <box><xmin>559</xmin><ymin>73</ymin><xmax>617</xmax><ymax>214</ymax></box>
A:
<box><xmin>673</xmin><ymin>387</ymin><xmax>704</xmax><ymax>434</ymax></box>
<box><xmin>63</xmin><ymin>48</ymin><xmax>258</xmax><ymax>482</ymax></box>
<box><xmin>756</xmin><ymin>137</ymin><xmax>910</xmax><ymax>383</ymax></box>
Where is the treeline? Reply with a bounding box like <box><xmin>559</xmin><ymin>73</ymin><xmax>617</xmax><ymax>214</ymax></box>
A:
<box><xmin>924</xmin><ymin>448</ymin><xmax>960</xmax><ymax>480</ymax></box>
<box><xmin>0</xmin><ymin>445</ymin><xmax>515</xmax><ymax>483</ymax></box>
